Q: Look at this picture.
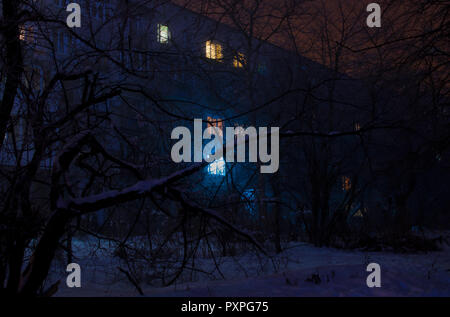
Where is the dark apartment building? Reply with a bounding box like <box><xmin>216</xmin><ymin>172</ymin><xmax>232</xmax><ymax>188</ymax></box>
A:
<box><xmin>1</xmin><ymin>0</ymin><xmax>448</xmax><ymax>242</ymax></box>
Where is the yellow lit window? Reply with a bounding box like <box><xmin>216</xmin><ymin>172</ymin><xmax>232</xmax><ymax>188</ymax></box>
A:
<box><xmin>233</xmin><ymin>52</ymin><xmax>245</xmax><ymax>68</ymax></box>
<box><xmin>19</xmin><ymin>27</ymin><xmax>26</xmax><ymax>41</ymax></box>
<box><xmin>354</xmin><ymin>122</ymin><xmax>361</xmax><ymax>131</ymax></box>
<box><xmin>342</xmin><ymin>176</ymin><xmax>351</xmax><ymax>191</ymax></box>
<box><xmin>157</xmin><ymin>24</ymin><xmax>170</xmax><ymax>44</ymax></box>
<box><xmin>19</xmin><ymin>25</ymin><xmax>34</xmax><ymax>42</ymax></box>
<box><xmin>207</xmin><ymin>116</ymin><xmax>223</xmax><ymax>129</ymax></box>
<box><xmin>206</xmin><ymin>41</ymin><xmax>223</xmax><ymax>60</ymax></box>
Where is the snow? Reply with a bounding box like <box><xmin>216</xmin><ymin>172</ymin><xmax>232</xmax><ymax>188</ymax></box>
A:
<box><xmin>52</xmin><ymin>238</ymin><xmax>450</xmax><ymax>297</ymax></box>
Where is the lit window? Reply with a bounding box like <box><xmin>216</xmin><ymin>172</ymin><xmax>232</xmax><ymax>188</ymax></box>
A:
<box><xmin>206</xmin><ymin>41</ymin><xmax>223</xmax><ymax>60</ymax></box>
<box><xmin>19</xmin><ymin>26</ymin><xmax>26</xmax><ymax>41</ymax></box>
<box><xmin>157</xmin><ymin>24</ymin><xmax>170</xmax><ymax>44</ymax></box>
<box><xmin>342</xmin><ymin>176</ymin><xmax>351</xmax><ymax>191</ymax></box>
<box><xmin>206</xmin><ymin>117</ymin><xmax>224</xmax><ymax>158</ymax></box>
<box><xmin>206</xmin><ymin>117</ymin><xmax>224</xmax><ymax>174</ymax></box>
<box><xmin>19</xmin><ymin>25</ymin><xmax>34</xmax><ymax>43</ymax></box>
<box><xmin>233</xmin><ymin>52</ymin><xmax>245</xmax><ymax>68</ymax></box>
<box><xmin>207</xmin><ymin>116</ymin><xmax>223</xmax><ymax>130</ymax></box>
<box><xmin>354</xmin><ymin>123</ymin><xmax>361</xmax><ymax>131</ymax></box>
<box><xmin>208</xmin><ymin>157</ymin><xmax>226</xmax><ymax>176</ymax></box>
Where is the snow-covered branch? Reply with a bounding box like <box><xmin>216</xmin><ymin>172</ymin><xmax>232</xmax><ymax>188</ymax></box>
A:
<box><xmin>59</xmin><ymin>163</ymin><xmax>206</xmax><ymax>213</ymax></box>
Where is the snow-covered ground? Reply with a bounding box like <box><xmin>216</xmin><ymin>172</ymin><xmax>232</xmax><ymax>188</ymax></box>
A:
<box><xmin>53</xmin><ymin>237</ymin><xmax>450</xmax><ymax>297</ymax></box>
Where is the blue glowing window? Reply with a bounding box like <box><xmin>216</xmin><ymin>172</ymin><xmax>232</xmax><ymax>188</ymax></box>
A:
<box><xmin>207</xmin><ymin>157</ymin><xmax>226</xmax><ymax>176</ymax></box>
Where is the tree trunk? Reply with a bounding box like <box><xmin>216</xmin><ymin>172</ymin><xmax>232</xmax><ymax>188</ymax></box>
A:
<box><xmin>0</xmin><ymin>0</ymin><xmax>23</xmax><ymax>150</ymax></box>
<box><xmin>19</xmin><ymin>209</ymin><xmax>73</xmax><ymax>296</ymax></box>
